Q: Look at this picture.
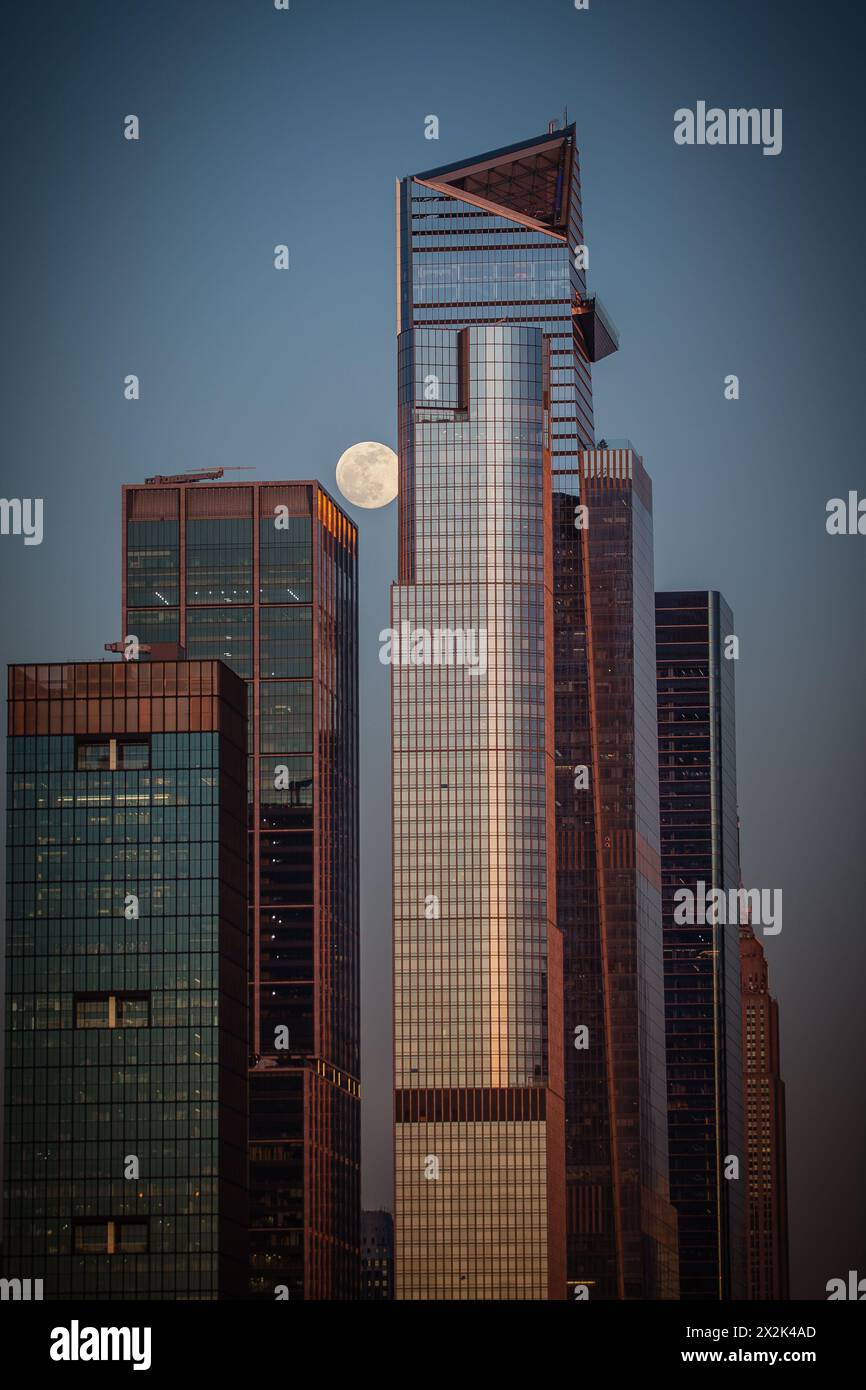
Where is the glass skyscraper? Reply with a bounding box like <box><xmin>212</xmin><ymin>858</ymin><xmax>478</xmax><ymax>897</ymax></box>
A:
<box><xmin>393</xmin><ymin>321</ymin><xmax>563</xmax><ymax>1298</ymax></box>
<box><xmin>3</xmin><ymin>659</ymin><xmax>248</xmax><ymax>1299</ymax></box>
<box><xmin>122</xmin><ymin>478</ymin><xmax>359</xmax><ymax>1299</ymax></box>
<box><xmin>655</xmin><ymin>591</ymin><xmax>746</xmax><ymax>1298</ymax></box>
<box><xmin>393</xmin><ymin>126</ymin><xmax>675</xmax><ymax>1298</ymax></box>
<box><xmin>555</xmin><ymin>448</ymin><xmax>678</xmax><ymax>1298</ymax></box>
<box><xmin>396</xmin><ymin>125</ymin><xmax>614</xmax><ymax>478</ymax></box>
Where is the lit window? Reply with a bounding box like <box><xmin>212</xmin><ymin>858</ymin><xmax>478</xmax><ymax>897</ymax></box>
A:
<box><xmin>74</xmin><ymin>993</ymin><xmax>150</xmax><ymax>1029</ymax></box>
<box><xmin>73</xmin><ymin>1220</ymin><xmax>148</xmax><ymax>1255</ymax></box>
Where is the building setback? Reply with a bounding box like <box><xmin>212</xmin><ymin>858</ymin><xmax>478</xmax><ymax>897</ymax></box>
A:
<box><xmin>3</xmin><ymin>659</ymin><xmax>248</xmax><ymax>1299</ymax></box>
<box><xmin>122</xmin><ymin>479</ymin><xmax>359</xmax><ymax>1299</ymax></box>
<box><xmin>555</xmin><ymin>448</ymin><xmax>679</xmax><ymax>1298</ymax></box>
<box><xmin>655</xmin><ymin>591</ymin><xmax>746</xmax><ymax>1298</ymax></box>
<box><xmin>740</xmin><ymin>918</ymin><xmax>789</xmax><ymax>1298</ymax></box>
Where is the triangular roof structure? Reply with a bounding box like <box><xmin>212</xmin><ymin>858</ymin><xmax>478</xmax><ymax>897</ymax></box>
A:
<box><xmin>414</xmin><ymin>126</ymin><xmax>575</xmax><ymax>237</ymax></box>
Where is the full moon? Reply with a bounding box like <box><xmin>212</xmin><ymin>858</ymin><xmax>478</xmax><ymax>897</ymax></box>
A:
<box><xmin>335</xmin><ymin>441</ymin><xmax>398</xmax><ymax>509</ymax></box>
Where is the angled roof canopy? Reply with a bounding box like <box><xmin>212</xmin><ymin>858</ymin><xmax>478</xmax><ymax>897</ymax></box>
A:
<box><xmin>414</xmin><ymin>126</ymin><xmax>575</xmax><ymax>235</ymax></box>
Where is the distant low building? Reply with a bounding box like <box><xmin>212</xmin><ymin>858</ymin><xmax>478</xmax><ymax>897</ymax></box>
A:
<box><xmin>361</xmin><ymin>1211</ymin><xmax>394</xmax><ymax>1300</ymax></box>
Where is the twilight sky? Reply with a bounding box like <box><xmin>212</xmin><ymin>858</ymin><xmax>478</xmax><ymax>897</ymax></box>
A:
<box><xmin>1</xmin><ymin>0</ymin><xmax>864</xmax><ymax>1298</ymax></box>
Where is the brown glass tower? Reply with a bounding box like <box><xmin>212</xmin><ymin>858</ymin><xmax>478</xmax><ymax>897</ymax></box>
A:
<box><xmin>122</xmin><ymin>477</ymin><xmax>359</xmax><ymax>1299</ymax></box>
<box><xmin>555</xmin><ymin>448</ymin><xmax>679</xmax><ymax>1298</ymax></box>
<box><xmin>740</xmin><ymin>917</ymin><xmax>789</xmax><ymax>1298</ymax></box>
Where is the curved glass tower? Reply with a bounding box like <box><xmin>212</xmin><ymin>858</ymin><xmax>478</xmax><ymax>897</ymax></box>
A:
<box><xmin>393</xmin><ymin>322</ymin><xmax>563</xmax><ymax>1299</ymax></box>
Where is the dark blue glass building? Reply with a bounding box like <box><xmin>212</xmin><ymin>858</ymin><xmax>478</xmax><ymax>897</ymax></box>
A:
<box><xmin>3</xmin><ymin>659</ymin><xmax>248</xmax><ymax>1299</ymax></box>
<box><xmin>655</xmin><ymin>591</ymin><xmax>746</xmax><ymax>1298</ymax></box>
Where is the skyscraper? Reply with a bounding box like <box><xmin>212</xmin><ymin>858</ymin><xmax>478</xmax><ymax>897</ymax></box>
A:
<box><xmin>3</xmin><ymin>658</ymin><xmax>248</xmax><ymax>1299</ymax></box>
<box><xmin>396</xmin><ymin>125</ymin><xmax>612</xmax><ymax>468</ymax></box>
<box><xmin>393</xmin><ymin>125</ymin><xmax>675</xmax><ymax>1298</ymax></box>
<box><xmin>122</xmin><ymin>478</ymin><xmax>360</xmax><ymax>1299</ymax></box>
<box><xmin>655</xmin><ymin>591</ymin><xmax>746</xmax><ymax>1298</ymax></box>
<box><xmin>555</xmin><ymin>448</ymin><xmax>678</xmax><ymax>1298</ymax></box>
<box><xmin>392</xmin><ymin>320</ymin><xmax>564</xmax><ymax>1299</ymax></box>
<box><xmin>740</xmin><ymin>917</ymin><xmax>789</xmax><ymax>1299</ymax></box>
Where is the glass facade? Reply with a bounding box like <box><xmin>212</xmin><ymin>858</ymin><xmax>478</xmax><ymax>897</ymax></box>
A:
<box><xmin>395</xmin><ymin>127</ymin><xmax>675</xmax><ymax>1300</ymax></box>
<box><xmin>394</xmin><ymin>126</ymin><xmax>601</xmax><ymax>1302</ymax></box>
<box><xmin>123</xmin><ymin>480</ymin><xmax>359</xmax><ymax>1300</ymax></box>
<box><xmin>3</xmin><ymin>660</ymin><xmax>248</xmax><ymax>1299</ymax></box>
<box><xmin>655</xmin><ymin>591</ymin><xmax>746</xmax><ymax>1298</ymax></box>
<box><xmin>397</xmin><ymin>126</ymin><xmax>596</xmax><ymax>525</ymax></box>
<box><xmin>554</xmin><ymin>450</ymin><xmax>678</xmax><ymax>1299</ymax></box>
<box><xmin>393</xmin><ymin>321</ymin><xmax>564</xmax><ymax>1300</ymax></box>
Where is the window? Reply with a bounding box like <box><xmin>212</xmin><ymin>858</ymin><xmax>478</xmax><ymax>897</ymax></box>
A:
<box><xmin>260</xmin><ymin>515</ymin><xmax>312</xmax><ymax>602</ymax></box>
<box><xmin>74</xmin><ymin>993</ymin><xmax>150</xmax><ymax>1029</ymax></box>
<box><xmin>260</xmin><ymin>608</ymin><xmax>311</xmax><ymax>678</ymax></box>
<box><xmin>76</xmin><ymin>740</ymin><xmax>111</xmax><ymax>770</ymax></box>
<box><xmin>259</xmin><ymin>681</ymin><xmax>313</xmax><ymax>753</ymax></box>
<box><xmin>186</xmin><ymin>516</ymin><xmax>252</xmax><ymax>604</ymax></box>
<box><xmin>74</xmin><ymin>997</ymin><xmax>110</xmax><ymax>1028</ymax></box>
<box><xmin>73</xmin><ymin>1220</ymin><xmax>149</xmax><ymax>1255</ymax></box>
<box><xmin>74</xmin><ymin>1223</ymin><xmax>110</xmax><ymax>1254</ymax></box>
<box><xmin>126</xmin><ymin>519</ymin><xmax>180</xmax><ymax>608</ymax></box>
<box><xmin>116</xmin><ymin>1222</ymin><xmax>149</xmax><ymax>1254</ymax></box>
<box><xmin>76</xmin><ymin>737</ymin><xmax>150</xmax><ymax>771</ymax></box>
<box><xmin>186</xmin><ymin>607</ymin><xmax>252</xmax><ymax>678</ymax></box>
<box><xmin>117</xmin><ymin>739</ymin><xmax>149</xmax><ymax>770</ymax></box>
<box><xmin>117</xmin><ymin>995</ymin><xmax>150</xmax><ymax>1027</ymax></box>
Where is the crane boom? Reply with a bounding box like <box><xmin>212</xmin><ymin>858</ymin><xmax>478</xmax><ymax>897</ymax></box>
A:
<box><xmin>144</xmin><ymin>467</ymin><xmax>255</xmax><ymax>485</ymax></box>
